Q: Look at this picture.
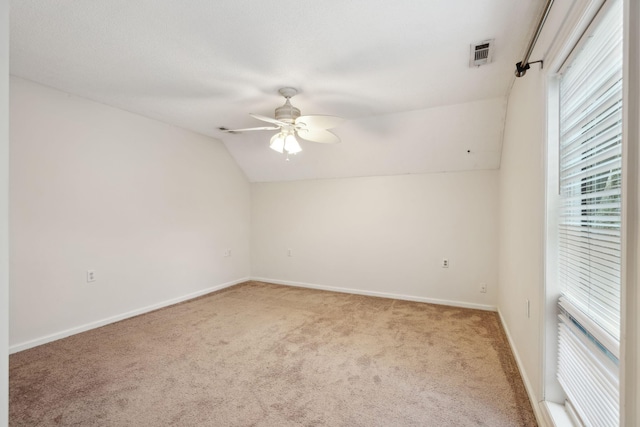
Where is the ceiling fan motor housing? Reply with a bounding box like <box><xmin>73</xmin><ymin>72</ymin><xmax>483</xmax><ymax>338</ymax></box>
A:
<box><xmin>275</xmin><ymin>99</ymin><xmax>300</xmax><ymax>124</ymax></box>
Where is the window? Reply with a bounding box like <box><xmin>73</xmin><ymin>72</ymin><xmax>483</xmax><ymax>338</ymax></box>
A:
<box><xmin>553</xmin><ymin>0</ymin><xmax>623</xmax><ymax>425</ymax></box>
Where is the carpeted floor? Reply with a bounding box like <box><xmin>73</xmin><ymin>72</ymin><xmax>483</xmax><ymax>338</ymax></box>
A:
<box><xmin>10</xmin><ymin>281</ymin><xmax>537</xmax><ymax>426</ymax></box>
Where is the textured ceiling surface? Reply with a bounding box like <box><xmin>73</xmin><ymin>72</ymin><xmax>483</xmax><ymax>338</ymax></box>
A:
<box><xmin>10</xmin><ymin>0</ymin><xmax>543</xmax><ymax>182</ymax></box>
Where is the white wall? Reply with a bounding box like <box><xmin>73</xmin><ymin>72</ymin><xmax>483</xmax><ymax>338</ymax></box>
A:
<box><xmin>1</xmin><ymin>0</ymin><xmax>8</xmax><ymax>424</ymax></box>
<box><xmin>9</xmin><ymin>77</ymin><xmax>251</xmax><ymax>351</ymax></box>
<box><xmin>251</xmin><ymin>171</ymin><xmax>499</xmax><ymax>309</ymax></box>
<box><xmin>498</xmin><ymin>66</ymin><xmax>545</xmax><ymax>404</ymax></box>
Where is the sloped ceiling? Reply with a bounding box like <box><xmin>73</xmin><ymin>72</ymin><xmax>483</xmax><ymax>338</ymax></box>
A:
<box><xmin>10</xmin><ymin>0</ymin><xmax>543</xmax><ymax>182</ymax></box>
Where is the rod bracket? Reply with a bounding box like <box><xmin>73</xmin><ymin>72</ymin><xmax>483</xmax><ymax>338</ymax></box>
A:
<box><xmin>515</xmin><ymin>60</ymin><xmax>544</xmax><ymax>77</ymax></box>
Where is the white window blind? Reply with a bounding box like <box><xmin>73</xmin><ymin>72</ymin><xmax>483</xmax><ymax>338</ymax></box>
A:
<box><xmin>558</xmin><ymin>298</ymin><xmax>619</xmax><ymax>427</ymax></box>
<box><xmin>558</xmin><ymin>0</ymin><xmax>623</xmax><ymax>341</ymax></box>
<box><xmin>556</xmin><ymin>0</ymin><xmax>623</xmax><ymax>425</ymax></box>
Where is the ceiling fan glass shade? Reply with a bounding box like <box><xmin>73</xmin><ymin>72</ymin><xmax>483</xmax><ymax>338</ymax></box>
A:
<box><xmin>269</xmin><ymin>133</ymin><xmax>285</xmax><ymax>153</ymax></box>
<box><xmin>284</xmin><ymin>134</ymin><xmax>302</xmax><ymax>154</ymax></box>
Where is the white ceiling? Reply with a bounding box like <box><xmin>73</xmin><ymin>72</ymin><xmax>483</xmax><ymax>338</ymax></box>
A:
<box><xmin>10</xmin><ymin>0</ymin><xmax>543</xmax><ymax>182</ymax></box>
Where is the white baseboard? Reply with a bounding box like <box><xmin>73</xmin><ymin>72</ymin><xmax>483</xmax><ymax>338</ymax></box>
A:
<box><xmin>251</xmin><ymin>277</ymin><xmax>497</xmax><ymax>312</ymax></box>
<box><xmin>9</xmin><ymin>277</ymin><xmax>250</xmax><ymax>354</ymax></box>
<box><xmin>497</xmin><ymin>309</ymin><xmax>549</xmax><ymax>427</ymax></box>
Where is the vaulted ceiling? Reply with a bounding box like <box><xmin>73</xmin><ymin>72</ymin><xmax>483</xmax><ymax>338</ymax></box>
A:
<box><xmin>10</xmin><ymin>0</ymin><xmax>543</xmax><ymax>182</ymax></box>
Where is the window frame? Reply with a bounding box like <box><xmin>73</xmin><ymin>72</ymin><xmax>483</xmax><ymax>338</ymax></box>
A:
<box><xmin>542</xmin><ymin>0</ymin><xmax>624</xmax><ymax>423</ymax></box>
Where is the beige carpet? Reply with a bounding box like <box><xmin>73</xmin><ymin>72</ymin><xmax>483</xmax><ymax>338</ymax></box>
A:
<box><xmin>10</xmin><ymin>281</ymin><xmax>537</xmax><ymax>426</ymax></box>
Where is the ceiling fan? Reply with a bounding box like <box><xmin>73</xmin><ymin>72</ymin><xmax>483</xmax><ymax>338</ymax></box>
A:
<box><xmin>221</xmin><ymin>87</ymin><xmax>344</xmax><ymax>158</ymax></box>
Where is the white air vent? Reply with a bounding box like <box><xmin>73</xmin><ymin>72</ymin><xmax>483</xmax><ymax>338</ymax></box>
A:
<box><xmin>470</xmin><ymin>39</ymin><xmax>494</xmax><ymax>67</ymax></box>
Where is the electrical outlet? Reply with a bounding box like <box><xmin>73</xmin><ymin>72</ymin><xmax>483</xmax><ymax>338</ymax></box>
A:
<box><xmin>87</xmin><ymin>270</ymin><xmax>96</xmax><ymax>283</ymax></box>
<box><xmin>224</xmin><ymin>249</ymin><xmax>231</xmax><ymax>257</ymax></box>
<box><xmin>287</xmin><ymin>249</ymin><xmax>292</xmax><ymax>257</ymax></box>
<box><xmin>442</xmin><ymin>258</ymin><xmax>449</xmax><ymax>268</ymax></box>
<box><xmin>480</xmin><ymin>283</ymin><xmax>487</xmax><ymax>293</ymax></box>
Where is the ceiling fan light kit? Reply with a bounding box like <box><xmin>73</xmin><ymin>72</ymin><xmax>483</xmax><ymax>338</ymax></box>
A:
<box><xmin>269</xmin><ymin>131</ymin><xmax>302</xmax><ymax>155</ymax></box>
<box><xmin>223</xmin><ymin>87</ymin><xmax>344</xmax><ymax>159</ymax></box>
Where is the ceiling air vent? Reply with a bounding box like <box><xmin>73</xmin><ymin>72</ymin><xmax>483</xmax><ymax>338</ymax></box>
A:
<box><xmin>470</xmin><ymin>39</ymin><xmax>494</xmax><ymax>67</ymax></box>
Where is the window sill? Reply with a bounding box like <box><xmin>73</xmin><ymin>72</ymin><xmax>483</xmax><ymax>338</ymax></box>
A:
<box><xmin>542</xmin><ymin>401</ymin><xmax>579</xmax><ymax>427</ymax></box>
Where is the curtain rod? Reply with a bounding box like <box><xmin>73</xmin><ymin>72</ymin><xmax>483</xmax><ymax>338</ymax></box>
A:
<box><xmin>515</xmin><ymin>0</ymin><xmax>555</xmax><ymax>77</ymax></box>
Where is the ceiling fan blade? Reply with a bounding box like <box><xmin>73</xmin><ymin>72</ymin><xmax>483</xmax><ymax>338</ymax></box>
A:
<box><xmin>295</xmin><ymin>115</ymin><xmax>344</xmax><ymax>130</ymax></box>
<box><xmin>297</xmin><ymin>129</ymin><xmax>341</xmax><ymax>144</ymax></box>
<box><xmin>249</xmin><ymin>113</ymin><xmax>288</xmax><ymax>127</ymax></box>
<box><xmin>222</xmin><ymin>126</ymin><xmax>280</xmax><ymax>133</ymax></box>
